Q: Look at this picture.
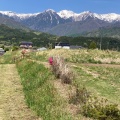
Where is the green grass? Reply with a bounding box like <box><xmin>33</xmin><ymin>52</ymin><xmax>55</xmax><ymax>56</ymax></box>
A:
<box><xmin>0</xmin><ymin>50</ymin><xmax>21</xmax><ymax>64</ymax></box>
<box><xmin>1</xmin><ymin>49</ymin><xmax>120</xmax><ymax>119</ymax></box>
<box><xmin>30</xmin><ymin>51</ymin><xmax>47</xmax><ymax>62</ymax></box>
<box><xmin>73</xmin><ymin>65</ymin><xmax>120</xmax><ymax>105</ymax></box>
<box><xmin>16</xmin><ymin>60</ymin><xmax>73</xmax><ymax>120</ymax></box>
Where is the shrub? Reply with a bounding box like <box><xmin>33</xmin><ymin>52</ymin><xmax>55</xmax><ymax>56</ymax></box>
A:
<box><xmin>83</xmin><ymin>101</ymin><xmax>120</xmax><ymax>120</ymax></box>
<box><xmin>69</xmin><ymin>86</ymin><xmax>90</xmax><ymax>105</ymax></box>
<box><xmin>89</xmin><ymin>41</ymin><xmax>97</xmax><ymax>49</ymax></box>
<box><xmin>69</xmin><ymin>86</ymin><xmax>120</xmax><ymax>120</ymax></box>
<box><xmin>12</xmin><ymin>46</ymin><xmax>19</xmax><ymax>51</ymax></box>
<box><xmin>51</xmin><ymin>56</ymin><xmax>74</xmax><ymax>84</ymax></box>
<box><xmin>4</xmin><ymin>47</ymin><xmax>9</xmax><ymax>52</ymax></box>
<box><xmin>0</xmin><ymin>45</ymin><xmax>4</xmax><ymax>49</ymax></box>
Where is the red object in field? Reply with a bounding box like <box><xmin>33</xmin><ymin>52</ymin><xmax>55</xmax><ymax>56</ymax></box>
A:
<box><xmin>49</xmin><ymin>57</ymin><xmax>53</xmax><ymax>65</ymax></box>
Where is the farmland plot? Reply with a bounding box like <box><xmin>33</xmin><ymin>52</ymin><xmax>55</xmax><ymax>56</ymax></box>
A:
<box><xmin>0</xmin><ymin>64</ymin><xmax>40</xmax><ymax>120</ymax></box>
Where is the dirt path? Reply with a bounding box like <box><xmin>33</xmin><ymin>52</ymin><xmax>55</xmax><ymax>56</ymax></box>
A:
<box><xmin>81</xmin><ymin>63</ymin><xmax>120</xmax><ymax>68</ymax></box>
<box><xmin>0</xmin><ymin>64</ymin><xmax>41</xmax><ymax>120</ymax></box>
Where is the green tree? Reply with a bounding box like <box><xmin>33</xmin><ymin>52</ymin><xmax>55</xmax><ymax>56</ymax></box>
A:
<box><xmin>12</xmin><ymin>46</ymin><xmax>19</xmax><ymax>51</ymax></box>
<box><xmin>0</xmin><ymin>45</ymin><xmax>4</xmax><ymax>49</ymax></box>
<box><xmin>89</xmin><ymin>41</ymin><xmax>97</xmax><ymax>49</ymax></box>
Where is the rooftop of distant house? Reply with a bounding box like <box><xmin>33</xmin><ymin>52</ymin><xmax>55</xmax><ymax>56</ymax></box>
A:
<box><xmin>55</xmin><ymin>42</ymin><xmax>70</xmax><ymax>46</ymax></box>
<box><xmin>20</xmin><ymin>41</ymin><xmax>33</xmax><ymax>45</ymax></box>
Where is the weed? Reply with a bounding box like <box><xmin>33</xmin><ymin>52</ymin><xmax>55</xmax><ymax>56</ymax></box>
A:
<box><xmin>82</xmin><ymin>98</ymin><xmax>120</xmax><ymax>120</ymax></box>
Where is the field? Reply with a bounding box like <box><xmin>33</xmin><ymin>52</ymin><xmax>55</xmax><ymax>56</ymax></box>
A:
<box><xmin>0</xmin><ymin>64</ymin><xmax>40</xmax><ymax>120</ymax></box>
<box><xmin>0</xmin><ymin>49</ymin><xmax>120</xmax><ymax>120</ymax></box>
<box><xmin>34</xmin><ymin>49</ymin><xmax>120</xmax><ymax>103</ymax></box>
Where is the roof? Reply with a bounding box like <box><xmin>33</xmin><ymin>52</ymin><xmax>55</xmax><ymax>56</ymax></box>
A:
<box><xmin>55</xmin><ymin>42</ymin><xmax>70</xmax><ymax>46</ymax></box>
<box><xmin>20</xmin><ymin>41</ymin><xmax>33</xmax><ymax>45</ymax></box>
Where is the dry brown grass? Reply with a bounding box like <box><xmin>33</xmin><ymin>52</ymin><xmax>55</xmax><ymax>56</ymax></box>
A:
<box><xmin>51</xmin><ymin>56</ymin><xmax>74</xmax><ymax>84</ymax></box>
<box><xmin>0</xmin><ymin>64</ymin><xmax>41</xmax><ymax>120</ymax></box>
<box><xmin>36</xmin><ymin>49</ymin><xmax>120</xmax><ymax>64</ymax></box>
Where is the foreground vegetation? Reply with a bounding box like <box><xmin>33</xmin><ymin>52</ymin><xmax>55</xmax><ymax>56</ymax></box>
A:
<box><xmin>0</xmin><ymin>49</ymin><xmax>120</xmax><ymax>119</ymax></box>
<box><xmin>16</xmin><ymin>60</ymin><xmax>75</xmax><ymax>120</ymax></box>
<box><xmin>31</xmin><ymin>49</ymin><xmax>120</xmax><ymax>119</ymax></box>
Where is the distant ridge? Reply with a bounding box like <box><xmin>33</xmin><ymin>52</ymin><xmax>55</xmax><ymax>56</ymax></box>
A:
<box><xmin>0</xmin><ymin>9</ymin><xmax>120</xmax><ymax>36</ymax></box>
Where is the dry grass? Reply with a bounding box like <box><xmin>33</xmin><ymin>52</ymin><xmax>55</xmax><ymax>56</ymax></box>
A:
<box><xmin>51</xmin><ymin>56</ymin><xmax>74</xmax><ymax>84</ymax></box>
<box><xmin>0</xmin><ymin>64</ymin><xmax>41</xmax><ymax>120</ymax></box>
<box><xmin>36</xmin><ymin>49</ymin><xmax>120</xmax><ymax>64</ymax></box>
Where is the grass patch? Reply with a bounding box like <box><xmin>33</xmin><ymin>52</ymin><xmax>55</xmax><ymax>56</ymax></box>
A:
<box><xmin>73</xmin><ymin>65</ymin><xmax>120</xmax><ymax>105</ymax></box>
<box><xmin>30</xmin><ymin>51</ymin><xmax>47</xmax><ymax>62</ymax></box>
<box><xmin>0</xmin><ymin>50</ymin><xmax>21</xmax><ymax>64</ymax></box>
<box><xmin>35</xmin><ymin>49</ymin><xmax>120</xmax><ymax>64</ymax></box>
<box><xmin>16</xmin><ymin>60</ymin><xmax>73</xmax><ymax>120</ymax></box>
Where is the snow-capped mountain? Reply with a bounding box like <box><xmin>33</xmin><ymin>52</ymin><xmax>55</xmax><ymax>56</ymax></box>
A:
<box><xmin>20</xmin><ymin>9</ymin><xmax>72</xmax><ymax>31</ymax></box>
<box><xmin>97</xmin><ymin>13</ymin><xmax>120</xmax><ymax>22</ymax></box>
<box><xmin>58</xmin><ymin>10</ymin><xmax>79</xmax><ymax>19</ymax></box>
<box><xmin>58</xmin><ymin>10</ymin><xmax>120</xmax><ymax>22</ymax></box>
<box><xmin>0</xmin><ymin>11</ymin><xmax>39</xmax><ymax>21</ymax></box>
<box><xmin>1</xmin><ymin>9</ymin><xmax>120</xmax><ymax>23</ymax></box>
<box><xmin>0</xmin><ymin>9</ymin><xmax>120</xmax><ymax>34</ymax></box>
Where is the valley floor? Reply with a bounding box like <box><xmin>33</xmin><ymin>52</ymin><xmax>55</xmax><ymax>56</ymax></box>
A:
<box><xmin>0</xmin><ymin>64</ymin><xmax>41</xmax><ymax>120</ymax></box>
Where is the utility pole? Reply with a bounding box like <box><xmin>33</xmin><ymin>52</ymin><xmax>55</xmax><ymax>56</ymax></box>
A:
<box><xmin>99</xmin><ymin>27</ymin><xmax>102</xmax><ymax>50</ymax></box>
<box><xmin>94</xmin><ymin>20</ymin><xmax>103</xmax><ymax>50</ymax></box>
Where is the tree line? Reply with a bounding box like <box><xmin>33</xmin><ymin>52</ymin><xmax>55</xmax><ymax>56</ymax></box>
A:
<box><xmin>0</xmin><ymin>24</ymin><xmax>120</xmax><ymax>51</ymax></box>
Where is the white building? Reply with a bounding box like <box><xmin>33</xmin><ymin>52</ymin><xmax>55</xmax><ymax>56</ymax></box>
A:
<box><xmin>55</xmin><ymin>42</ymin><xmax>70</xmax><ymax>49</ymax></box>
<box><xmin>0</xmin><ymin>48</ymin><xmax>5</xmax><ymax>55</ymax></box>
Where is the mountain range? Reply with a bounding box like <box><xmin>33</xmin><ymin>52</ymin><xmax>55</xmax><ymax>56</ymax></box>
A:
<box><xmin>0</xmin><ymin>9</ymin><xmax>120</xmax><ymax>36</ymax></box>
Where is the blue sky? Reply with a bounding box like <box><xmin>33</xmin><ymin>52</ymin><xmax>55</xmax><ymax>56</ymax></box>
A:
<box><xmin>0</xmin><ymin>0</ymin><xmax>120</xmax><ymax>14</ymax></box>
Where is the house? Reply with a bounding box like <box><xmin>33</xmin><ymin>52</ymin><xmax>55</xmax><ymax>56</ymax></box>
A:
<box><xmin>0</xmin><ymin>48</ymin><xmax>5</xmax><ymax>55</ymax></box>
<box><xmin>55</xmin><ymin>42</ymin><xmax>70</xmax><ymax>49</ymax></box>
<box><xmin>20</xmin><ymin>41</ymin><xmax>33</xmax><ymax>49</ymax></box>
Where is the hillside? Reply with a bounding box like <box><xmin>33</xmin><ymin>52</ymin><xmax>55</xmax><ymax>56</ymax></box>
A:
<box><xmin>0</xmin><ymin>24</ymin><xmax>120</xmax><ymax>51</ymax></box>
<box><xmin>0</xmin><ymin>16</ymin><xmax>29</xmax><ymax>31</ymax></box>
<box><xmin>47</xmin><ymin>17</ymin><xmax>110</xmax><ymax>36</ymax></box>
<box><xmin>0</xmin><ymin>24</ymin><xmax>56</xmax><ymax>47</ymax></box>
<box><xmin>81</xmin><ymin>27</ymin><xmax>120</xmax><ymax>39</ymax></box>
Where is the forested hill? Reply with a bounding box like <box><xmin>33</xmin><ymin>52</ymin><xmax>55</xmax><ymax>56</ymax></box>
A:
<box><xmin>0</xmin><ymin>24</ymin><xmax>57</xmax><ymax>47</ymax></box>
<box><xmin>70</xmin><ymin>27</ymin><xmax>120</xmax><ymax>39</ymax></box>
<box><xmin>0</xmin><ymin>24</ymin><xmax>120</xmax><ymax>50</ymax></box>
<box><xmin>57</xmin><ymin>36</ymin><xmax>120</xmax><ymax>50</ymax></box>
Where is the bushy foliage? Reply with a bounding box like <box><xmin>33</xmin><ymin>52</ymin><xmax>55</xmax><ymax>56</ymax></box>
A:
<box><xmin>82</xmin><ymin>98</ymin><xmax>120</xmax><ymax>120</ymax></box>
<box><xmin>12</xmin><ymin>46</ymin><xmax>19</xmax><ymax>51</ymax></box>
<box><xmin>51</xmin><ymin>56</ymin><xmax>74</xmax><ymax>84</ymax></box>
<box><xmin>69</xmin><ymin>86</ymin><xmax>90</xmax><ymax>105</ymax></box>
<box><xmin>89</xmin><ymin>41</ymin><xmax>97</xmax><ymax>49</ymax></box>
<box><xmin>4</xmin><ymin>47</ymin><xmax>9</xmax><ymax>52</ymax></box>
<box><xmin>0</xmin><ymin>45</ymin><xmax>4</xmax><ymax>49</ymax></box>
<box><xmin>69</xmin><ymin>86</ymin><xmax>120</xmax><ymax>120</ymax></box>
